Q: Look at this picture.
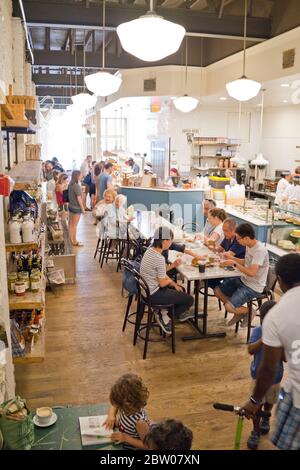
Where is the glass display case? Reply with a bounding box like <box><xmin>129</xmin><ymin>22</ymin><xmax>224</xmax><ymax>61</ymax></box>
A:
<box><xmin>269</xmin><ymin>204</ymin><xmax>300</xmax><ymax>254</ymax></box>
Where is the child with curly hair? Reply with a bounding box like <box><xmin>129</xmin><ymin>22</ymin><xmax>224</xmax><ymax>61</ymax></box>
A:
<box><xmin>104</xmin><ymin>373</ymin><xmax>150</xmax><ymax>449</ymax></box>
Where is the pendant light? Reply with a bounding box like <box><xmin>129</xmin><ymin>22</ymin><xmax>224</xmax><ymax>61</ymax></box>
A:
<box><xmin>85</xmin><ymin>1</ymin><xmax>122</xmax><ymax>97</ymax></box>
<box><xmin>226</xmin><ymin>0</ymin><xmax>261</xmax><ymax>102</ymax></box>
<box><xmin>173</xmin><ymin>37</ymin><xmax>198</xmax><ymax>113</ymax></box>
<box><xmin>117</xmin><ymin>0</ymin><xmax>185</xmax><ymax>62</ymax></box>
<box><xmin>251</xmin><ymin>88</ymin><xmax>269</xmax><ymax>166</ymax></box>
<box><xmin>72</xmin><ymin>33</ymin><xmax>97</xmax><ymax>110</ymax></box>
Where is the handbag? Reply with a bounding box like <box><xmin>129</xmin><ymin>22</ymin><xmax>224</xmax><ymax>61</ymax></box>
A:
<box><xmin>0</xmin><ymin>396</ymin><xmax>34</xmax><ymax>450</ymax></box>
<box><xmin>122</xmin><ymin>258</ymin><xmax>141</xmax><ymax>296</ymax></box>
<box><xmin>62</xmin><ymin>189</ymin><xmax>69</xmax><ymax>203</ymax></box>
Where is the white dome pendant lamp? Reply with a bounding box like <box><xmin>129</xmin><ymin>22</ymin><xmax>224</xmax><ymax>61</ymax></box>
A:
<box><xmin>72</xmin><ymin>32</ymin><xmax>97</xmax><ymax>110</ymax></box>
<box><xmin>173</xmin><ymin>37</ymin><xmax>198</xmax><ymax>113</ymax></box>
<box><xmin>116</xmin><ymin>0</ymin><xmax>185</xmax><ymax>62</ymax></box>
<box><xmin>226</xmin><ymin>0</ymin><xmax>261</xmax><ymax>102</ymax></box>
<box><xmin>85</xmin><ymin>0</ymin><xmax>122</xmax><ymax>97</ymax></box>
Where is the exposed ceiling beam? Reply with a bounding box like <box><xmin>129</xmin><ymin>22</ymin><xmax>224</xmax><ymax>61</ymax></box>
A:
<box><xmin>33</xmin><ymin>49</ymin><xmax>189</xmax><ymax>69</ymax></box>
<box><xmin>45</xmin><ymin>27</ymin><xmax>50</xmax><ymax>50</ymax></box>
<box><xmin>218</xmin><ymin>0</ymin><xmax>235</xmax><ymax>19</ymax></box>
<box><xmin>13</xmin><ymin>0</ymin><xmax>271</xmax><ymax>39</ymax></box>
<box><xmin>62</xmin><ymin>29</ymin><xmax>72</xmax><ymax>51</ymax></box>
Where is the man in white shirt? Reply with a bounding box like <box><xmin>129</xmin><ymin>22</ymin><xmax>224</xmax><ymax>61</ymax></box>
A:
<box><xmin>203</xmin><ymin>199</ymin><xmax>216</xmax><ymax>236</ymax></box>
<box><xmin>275</xmin><ymin>172</ymin><xmax>292</xmax><ymax>205</ymax></box>
<box><xmin>241</xmin><ymin>254</ymin><xmax>300</xmax><ymax>450</ymax></box>
<box><xmin>282</xmin><ymin>176</ymin><xmax>300</xmax><ymax>202</ymax></box>
<box><xmin>214</xmin><ymin>223</ymin><xmax>269</xmax><ymax>326</ymax></box>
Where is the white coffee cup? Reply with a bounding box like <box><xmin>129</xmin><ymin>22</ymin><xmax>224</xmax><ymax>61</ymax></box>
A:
<box><xmin>36</xmin><ymin>407</ymin><xmax>53</xmax><ymax>424</ymax></box>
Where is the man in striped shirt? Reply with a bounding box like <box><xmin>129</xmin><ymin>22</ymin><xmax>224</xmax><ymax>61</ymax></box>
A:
<box><xmin>140</xmin><ymin>227</ymin><xmax>194</xmax><ymax>335</ymax></box>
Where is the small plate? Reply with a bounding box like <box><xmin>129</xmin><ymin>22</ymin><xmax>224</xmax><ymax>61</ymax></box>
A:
<box><xmin>33</xmin><ymin>412</ymin><xmax>57</xmax><ymax>428</ymax></box>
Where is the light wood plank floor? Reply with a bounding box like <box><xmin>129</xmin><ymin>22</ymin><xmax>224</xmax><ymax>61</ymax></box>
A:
<box><xmin>15</xmin><ymin>213</ymin><xmax>276</xmax><ymax>450</ymax></box>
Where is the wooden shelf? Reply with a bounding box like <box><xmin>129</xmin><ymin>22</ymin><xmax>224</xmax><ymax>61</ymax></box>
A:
<box><xmin>13</xmin><ymin>319</ymin><xmax>45</xmax><ymax>364</ymax></box>
<box><xmin>8</xmin><ymin>161</ymin><xmax>43</xmax><ymax>190</ymax></box>
<box><xmin>193</xmin><ymin>142</ymin><xmax>239</xmax><ymax>146</ymax></box>
<box><xmin>192</xmin><ymin>155</ymin><xmax>233</xmax><ymax>159</ymax></box>
<box><xmin>6</xmin><ymin>239</ymin><xmax>39</xmax><ymax>253</ymax></box>
<box><xmin>9</xmin><ymin>288</ymin><xmax>45</xmax><ymax>310</ymax></box>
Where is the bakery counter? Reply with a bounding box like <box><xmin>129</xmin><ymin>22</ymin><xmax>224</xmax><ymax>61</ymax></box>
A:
<box><xmin>119</xmin><ymin>186</ymin><xmax>205</xmax><ymax>229</ymax></box>
<box><xmin>223</xmin><ymin>205</ymin><xmax>288</xmax><ymax>243</ymax></box>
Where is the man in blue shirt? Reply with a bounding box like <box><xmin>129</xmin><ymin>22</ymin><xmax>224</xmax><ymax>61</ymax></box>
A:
<box><xmin>98</xmin><ymin>162</ymin><xmax>114</xmax><ymax>201</ymax></box>
<box><xmin>217</xmin><ymin>218</ymin><xmax>246</xmax><ymax>259</ymax></box>
<box><xmin>128</xmin><ymin>158</ymin><xmax>140</xmax><ymax>175</ymax></box>
<box><xmin>207</xmin><ymin>218</ymin><xmax>245</xmax><ymax>289</ymax></box>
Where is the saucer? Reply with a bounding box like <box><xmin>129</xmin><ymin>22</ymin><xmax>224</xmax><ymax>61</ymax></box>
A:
<box><xmin>33</xmin><ymin>412</ymin><xmax>57</xmax><ymax>428</ymax></box>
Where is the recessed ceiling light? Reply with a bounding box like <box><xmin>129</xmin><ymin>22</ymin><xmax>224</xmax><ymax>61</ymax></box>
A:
<box><xmin>283</xmin><ymin>99</ymin><xmax>288</xmax><ymax>103</ymax></box>
<box><xmin>219</xmin><ymin>97</ymin><xmax>227</xmax><ymax>101</ymax></box>
<box><xmin>257</xmin><ymin>103</ymin><xmax>262</xmax><ymax>107</ymax></box>
<box><xmin>280</xmin><ymin>83</ymin><xmax>290</xmax><ymax>87</ymax></box>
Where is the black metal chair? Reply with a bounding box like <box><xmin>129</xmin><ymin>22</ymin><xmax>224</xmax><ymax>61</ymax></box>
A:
<box><xmin>121</xmin><ymin>259</ymin><xmax>141</xmax><ymax>333</ymax></box>
<box><xmin>133</xmin><ymin>272</ymin><xmax>176</xmax><ymax>359</ymax></box>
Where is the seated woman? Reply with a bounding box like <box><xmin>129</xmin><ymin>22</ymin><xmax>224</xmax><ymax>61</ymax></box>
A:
<box><xmin>94</xmin><ymin>188</ymin><xmax>117</xmax><ymax>237</ymax></box>
<box><xmin>140</xmin><ymin>227</ymin><xmax>194</xmax><ymax>335</ymax></box>
<box><xmin>202</xmin><ymin>208</ymin><xmax>227</xmax><ymax>248</ymax></box>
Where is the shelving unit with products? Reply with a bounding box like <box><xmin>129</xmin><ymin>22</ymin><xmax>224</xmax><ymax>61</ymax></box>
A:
<box><xmin>4</xmin><ymin>161</ymin><xmax>47</xmax><ymax>364</ymax></box>
<box><xmin>191</xmin><ymin>137</ymin><xmax>240</xmax><ymax>173</ymax></box>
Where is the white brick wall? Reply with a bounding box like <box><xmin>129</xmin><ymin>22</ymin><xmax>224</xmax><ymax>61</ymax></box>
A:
<box><xmin>0</xmin><ymin>0</ymin><xmax>13</xmax><ymax>91</ymax></box>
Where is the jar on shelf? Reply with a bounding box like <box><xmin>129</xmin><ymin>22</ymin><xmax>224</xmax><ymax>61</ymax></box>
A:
<box><xmin>30</xmin><ymin>273</ymin><xmax>40</xmax><ymax>293</ymax></box>
<box><xmin>219</xmin><ymin>159</ymin><xmax>224</xmax><ymax>168</ymax></box>
<box><xmin>15</xmin><ymin>280</ymin><xmax>26</xmax><ymax>296</ymax></box>
<box><xmin>9</xmin><ymin>217</ymin><xmax>22</xmax><ymax>244</ymax></box>
<box><xmin>224</xmin><ymin>159</ymin><xmax>229</xmax><ymax>168</ymax></box>
<box><xmin>31</xmin><ymin>268</ymin><xmax>41</xmax><ymax>278</ymax></box>
<box><xmin>22</xmin><ymin>214</ymin><xmax>35</xmax><ymax>243</ymax></box>
<box><xmin>19</xmin><ymin>271</ymin><xmax>30</xmax><ymax>290</ymax></box>
<box><xmin>8</xmin><ymin>272</ymin><xmax>18</xmax><ymax>293</ymax></box>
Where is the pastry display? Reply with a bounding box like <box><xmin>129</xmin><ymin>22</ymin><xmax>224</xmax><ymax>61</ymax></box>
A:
<box><xmin>278</xmin><ymin>240</ymin><xmax>295</xmax><ymax>250</ymax></box>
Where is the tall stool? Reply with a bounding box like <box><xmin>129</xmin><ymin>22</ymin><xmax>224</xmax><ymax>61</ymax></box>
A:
<box><xmin>133</xmin><ymin>272</ymin><xmax>176</xmax><ymax>360</ymax></box>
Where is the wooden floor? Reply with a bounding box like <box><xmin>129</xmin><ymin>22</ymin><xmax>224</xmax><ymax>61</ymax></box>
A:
<box><xmin>15</xmin><ymin>213</ymin><xmax>275</xmax><ymax>450</ymax></box>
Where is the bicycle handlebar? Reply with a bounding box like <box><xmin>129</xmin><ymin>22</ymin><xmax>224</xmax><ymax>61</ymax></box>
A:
<box><xmin>213</xmin><ymin>403</ymin><xmax>271</xmax><ymax>418</ymax></box>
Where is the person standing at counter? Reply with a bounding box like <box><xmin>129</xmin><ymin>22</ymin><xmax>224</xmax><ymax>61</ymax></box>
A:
<box><xmin>225</xmin><ymin>169</ymin><xmax>237</xmax><ymax>187</ymax></box>
<box><xmin>275</xmin><ymin>172</ymin><xmax>292</xmax><ymax>205</ymax></box>
<box><xmin>98</xmin><ymin>162</ymin><xmax>114</xmax><ymax>201</ymax></box>
<box><xmin>214</xmin><ymin>223</ymin><xmax>269</xmax><ymax>327</ymax></box>
<box><xmin>128</xmin><ymin>157</ymin><xmax>140</xmax><ymax>175</ymax></box>
<box><xmin>68</xmin><ymin>170</ymin><xmax>85</xmax><ymax>247</ymax></box>
<box><xmin>140</xmin><ymin>227</ymin><xmax>194</xmax><ymax>335</ymax></box>
<box><xmin>282</xmin><ymin>175</ymin><xmax>300</xmax><ymax>202</ymax></box>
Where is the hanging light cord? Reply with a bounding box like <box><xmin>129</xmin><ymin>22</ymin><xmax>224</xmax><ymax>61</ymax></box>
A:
<box><xmin>260</xmin><ymin>89</ymin><xmax>265</xmax><ymax>141</ymax></box>
<box><xmin>102</xmin><ymin>0</ymin><xmax>106</xmax><ymax>69</ymax></box>
<box><xmin>83</xmin><ymin>29</ymin><xmax>86</xmax><ymax>92</ymax></box>
<box><xmin>185</xmin><ymin>36</ymin><xmax>188</xmax><ymax>93</ymax></box>
<box><xmin>242</xmin><ymin>0</ymin><xmax>248</xmax><ymax>77</ymax></box>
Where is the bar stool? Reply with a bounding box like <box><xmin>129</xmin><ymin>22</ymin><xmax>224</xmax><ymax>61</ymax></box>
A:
<box><xmin>121</xmin><ymin>259</ymin><xmax>141</xmax><ymax>332</ymax></box>
<box><xmin>133</xmin><ymin>272</ymin><xmax>176</xmax><ymax>359</ymax></box>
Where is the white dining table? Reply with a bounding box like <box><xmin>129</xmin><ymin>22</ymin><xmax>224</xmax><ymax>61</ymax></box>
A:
<box><xmin>130</xmin><ymin>210</ymin><xmax>184</xmax><ymax>242</ymax></box>
<box><xmin>169</xmin><ymin>246</ymin><xmax>241</xmax><ymax>341</ymax></box>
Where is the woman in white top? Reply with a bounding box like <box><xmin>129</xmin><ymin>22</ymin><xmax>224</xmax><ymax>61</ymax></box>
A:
<box><xmin>275</xmin><ymin>172</ymin><xmax>292</xmax><ymax>205</ymax></box>
<box><xmin>204</xmin><ymin>208</ymin><xmax>227</xmax><ymax>247</ymax></box>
